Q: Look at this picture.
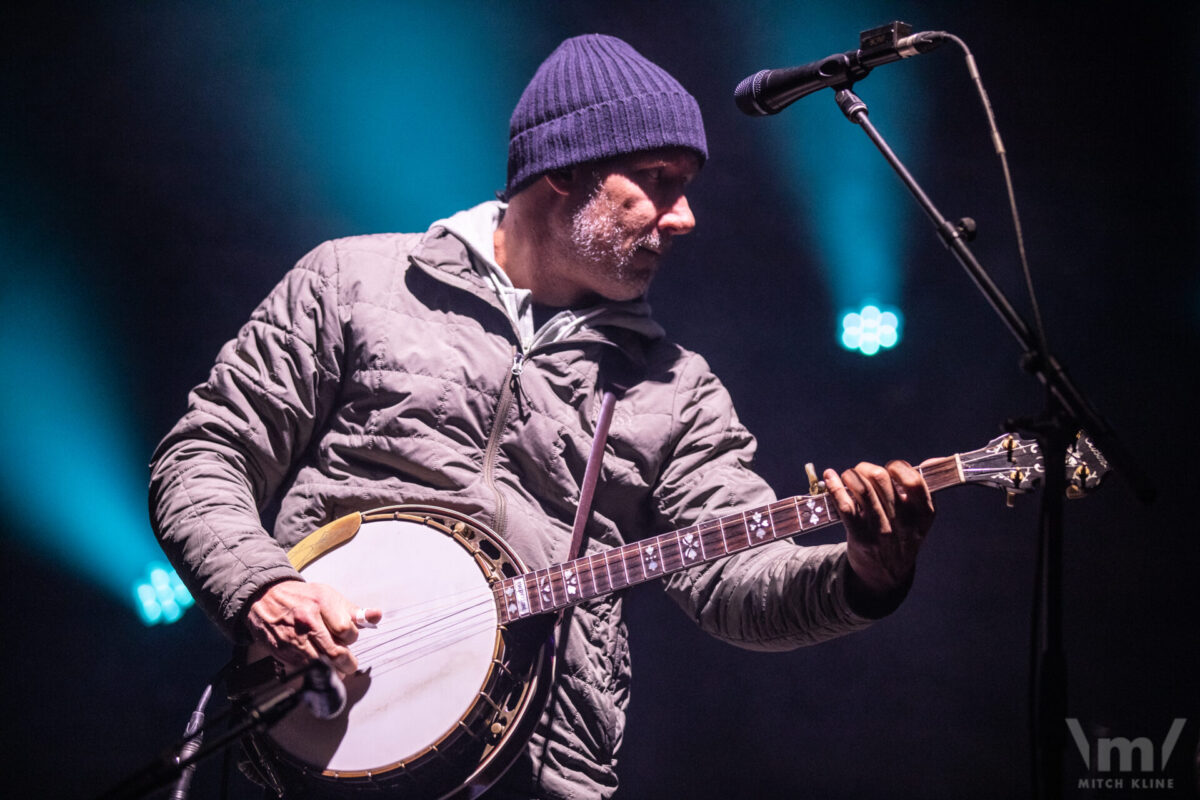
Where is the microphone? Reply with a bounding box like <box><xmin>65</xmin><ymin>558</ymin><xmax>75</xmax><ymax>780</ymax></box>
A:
<box><xmin>735</xmin><ymin>21</ymin><xmax>946</xmax><ymax>116</ymax></box>
<box><xmin>301</xmin><ymin>659</ymin><xmax>348</xmax><ymax>720</ymax></box>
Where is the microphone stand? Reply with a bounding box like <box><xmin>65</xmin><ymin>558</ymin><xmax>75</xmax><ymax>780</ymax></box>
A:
<box><xmin>827</xmin><ymin>86</ymin><xmax>1153</xmax><ymax>800</ymax></box>
<box><xmin>94</xmin><ymin>660</ymin><xmax>329</xmax><ymax>800</ymax></box>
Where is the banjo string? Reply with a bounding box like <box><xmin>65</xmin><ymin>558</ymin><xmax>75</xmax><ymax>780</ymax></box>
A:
<box><xmin>353</xmin><ymin>595</ymin><xmax>499</xmax><ymax>673</ymax></box>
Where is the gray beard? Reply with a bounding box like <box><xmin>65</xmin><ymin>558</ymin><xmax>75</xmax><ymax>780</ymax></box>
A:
<box><xmin>570</xmin><ymin>185</ymin><xmax>662</xmax><ymax>282</ymax></box>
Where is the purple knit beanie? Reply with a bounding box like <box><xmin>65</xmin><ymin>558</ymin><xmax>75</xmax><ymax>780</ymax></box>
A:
<box><xmin>505</xmin><ymin>34</ymin><xmax>708</xmax><ymax>198</ymax></box>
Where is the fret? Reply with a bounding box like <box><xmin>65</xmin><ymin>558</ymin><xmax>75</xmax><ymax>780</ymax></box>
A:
<box><xmin>601</xmin><ymin>549</ymin><xmax>616</xmax><ymax>591</ymax></box>
<box><xmin>768</xmin><ymin>499</ymin><xmax>800</xmax><ymax>540</ymax></box>
<box><xmin>794</xmin><ymin>493</ymin><xmax>832</xmax><ymax>530</ymax></box>
<box><xmin>536</xmin><ymin>568</ymin><xmax>556</xmax><ymax>610</ymax></box>
<box><xmin>766</xmin><ymin>502</ymin><xmax>784</xmax><ymax>539</ymax></box>
<box><xmin>638</xmin><ymin>539</ymin><xmax>663</xmax><ymax>578</ymax></box>
<box><xmin>656</xmin><ymin>535</ymin><xmax>676</xmax><ymax>574</ymax></box>
<box><xmin>520</xmin><ymin>575</ymin><xmax>536</xmax><ymax>616</ymax></box>
<box><xmin>743</xmin><ymin>507</ymin><xmax>774</xmax><ymax>545</ymax></box>
<box><xmin>549</xmin><ymin>564</ymin><xmax>563</xmax><ymax>608</ymax></box>
<box><xmin>696</xmin><ymin>518</ymin><xmax>727</xmax><ymax>559</ymax></box>
<box><xmin>720</xmin><ymin>513</ymin><xmax>750</xmax><ymax>553</ymax></box>
<box><xmin>523</xmin><ymin>571</ymin><xmax>538</xmax><ymax>614</ymax></box>
<box><xmin>559</xmin><ymin>563</ymin><xmax>581</xmax><ymax>604</ymax></box>
<box><xmin>587</xmin><ymin>552</ymin><xmax>608</xmax><ymax>597</ymax></box>
<box><xmin>497</xmin><ymin>581</ymin><xmax>513</xmax><ymax>622</ymax></box>
<box><xmin>619</xmin><ymin>544</ymin><xmax>633</xmax><ymax>586</ymax></box>
<box><xmin>661</xmin><ymin>534</ymin><xmax>682</xmax><ymax>573</ymax></box>
<box><xmin>677</xmin><ymin>526</ymin><xmax>703</xmax><ymax>565</ymax></box>
<box><xmin>576</xmin><ymin>556</ymin><xmax>595</xmax><ymax>600</ymax></box>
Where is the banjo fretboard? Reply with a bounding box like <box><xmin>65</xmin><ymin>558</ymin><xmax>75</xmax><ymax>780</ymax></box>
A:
<box><xmin>493</xmin><ymin>454</ymin><xmax>968</xmax><ymax>622</ymax></box>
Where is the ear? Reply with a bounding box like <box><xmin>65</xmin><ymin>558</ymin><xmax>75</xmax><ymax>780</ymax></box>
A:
<box><xmin>543</xmin><ymin>167</ymin><xmax>576</xmax><ymax>196</ymax></box>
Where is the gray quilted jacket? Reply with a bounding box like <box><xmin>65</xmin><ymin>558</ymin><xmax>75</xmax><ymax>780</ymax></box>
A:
<box><xmin>149</xmin><ymin>204</ymin><xmax>877</xmax><ymax>798</ymax></box>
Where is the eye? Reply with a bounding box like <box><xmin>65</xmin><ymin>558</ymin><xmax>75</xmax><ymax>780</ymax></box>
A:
<box><xmin>640</xmin><ymin>167</ymin><xmax>665</xmax><ymax>184</ymax></box>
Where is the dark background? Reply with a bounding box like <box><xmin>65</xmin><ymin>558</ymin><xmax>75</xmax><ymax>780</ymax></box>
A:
<box><xmin>4</xmin><ymin>2</ymin><xmax>1197</xmax><ymax>798</ymax></box>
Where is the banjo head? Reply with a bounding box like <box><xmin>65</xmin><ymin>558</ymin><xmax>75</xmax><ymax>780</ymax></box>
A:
<box><xmin>241</xmin><ymin>505</ymin><xmax>552</xmax><ymax>799</ymax></box>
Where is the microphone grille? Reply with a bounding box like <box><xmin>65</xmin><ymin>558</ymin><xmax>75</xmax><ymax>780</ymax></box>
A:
<box><xmin>734</xmin><ymin>70</ymin><xmax>771</xmax><ymax>116</ymax></box>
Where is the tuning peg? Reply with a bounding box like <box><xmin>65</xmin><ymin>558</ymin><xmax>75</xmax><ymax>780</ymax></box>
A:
<box><xmin>1006</xmin><ymin>490</ymin><xmax>1017</xmax><ymax>508</ymax></box>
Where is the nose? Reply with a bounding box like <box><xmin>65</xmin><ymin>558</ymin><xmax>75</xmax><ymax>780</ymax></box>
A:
<box><xmin>658</xmin><ymin>193</ymin><xmax>695</xmax><ymax>236</ymax></box>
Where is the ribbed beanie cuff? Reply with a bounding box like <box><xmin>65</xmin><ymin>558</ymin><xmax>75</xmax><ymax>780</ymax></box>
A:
<box><xmin>506</xmin><ymin>34</ymin><xmax>707</xmax><ymax>197</ymax></box>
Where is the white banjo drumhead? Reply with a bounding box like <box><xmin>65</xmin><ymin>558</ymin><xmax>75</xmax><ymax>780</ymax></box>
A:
<box><xmin>267</xmin><ymin>515</ymin><xmax>500</xmax><ymax>773</ymax></box>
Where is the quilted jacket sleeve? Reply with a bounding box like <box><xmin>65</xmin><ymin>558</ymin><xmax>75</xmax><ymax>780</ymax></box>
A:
<box><xmin>148</xmin><ymin>242</ymin><xmax>344</xmax><ymax>638</ymax></box>
<box><xmin>654</xmin><ymin>353</ymin><xmax>878</xmax><ymax>651</ymax></box>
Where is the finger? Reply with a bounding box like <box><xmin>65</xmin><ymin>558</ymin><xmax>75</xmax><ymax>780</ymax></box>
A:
<box><xmin>886</xmin><ymin>459</ymin><xmax>924</xmax><ymax>494</ymax></box>
<box><xmin>885</xmin><ymin>459</ymin><xmax>914</xmax><ymax>502</ymax></box>
<box><xmin>823</xmin><ymin>467</ymin><xmax>860</xmax><ymax>518</ymax></box>
<box><xmin>353</xmin><ymin>607</ymin><xmax>382</xmax><ymax>629</ymax></box>
<box><xmin>856</xmin><ymin>462</ymin><xmax>898</xmax><ymax>527</ymax></box>
<box><xmin>322</xmin><ymin>601</ymin><xmax>360</xmax><ymax>646</ymax></box>
<box><xmin>306</xmin><ymin>625</ymin><xmax>358</xmax><ymax>676</ymax></box>
<box><xmin>844</xmin><ymin>466</ymin><xmax>891</xmax><ymax>535</ymax></box>
<box><xmin>887</xmin><ymin>460</ymin><xmax>935</xmax><ymax>530</ymax></box>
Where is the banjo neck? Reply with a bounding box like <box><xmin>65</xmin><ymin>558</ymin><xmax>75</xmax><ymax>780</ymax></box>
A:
<box><xmin>495</xmin><ymin>431</ymin><xmax>1109</xmax><ymax>624</ymax></box>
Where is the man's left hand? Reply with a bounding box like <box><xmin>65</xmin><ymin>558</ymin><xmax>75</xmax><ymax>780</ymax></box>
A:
<box><xmin>823</xmin><ymin>460</ymin><xmax>935</xmax><ymax>603</ymax></box>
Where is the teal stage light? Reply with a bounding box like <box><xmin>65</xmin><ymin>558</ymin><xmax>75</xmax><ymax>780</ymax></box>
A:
<box><xmin>3</xmin><ymin>2</ymin><xmax>554</xmax><ymax>627</ymax></box>
<box><xmin>841</xmin><ymin>304</ymin><xmax>902</xmax><ymax>356</ymax></box>
<box><xmin>133</xmin><ymin>563</ymin><xmax>194</xmax><ymax>625</ymax></box>
<box><xmin>1</xmin><ymin>234</ymin><xmax>173</xmax><ymax>622</ymax></box>
<box><xmin>737</xmin><ymin>2</ymin><xmax>921</xmax><ymax>353</ymax></box>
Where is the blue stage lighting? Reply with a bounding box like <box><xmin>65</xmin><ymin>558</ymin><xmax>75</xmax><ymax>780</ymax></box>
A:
<box><xmin>841</xmin><ymin>304</ymin><xmax>902</xmax><ymax>356</ymax></box>
<box><xmin>734</xmin><ymin>3</ymin><xmax>920</xmax><ymax>348</ymax></box>
<box><xmin>1</xmin><ymin>236</ymin><xmax>174</xmax><ymax>621</ymax></box>
<box><xmin>133</xmin><ymin>562</ymin><xmax>194</xmax><ymax>625</ymax></box>
<box><xmin>3</xmin><ymin>1</ymin><xmax>550</xmax><ymax>627</ymax></box>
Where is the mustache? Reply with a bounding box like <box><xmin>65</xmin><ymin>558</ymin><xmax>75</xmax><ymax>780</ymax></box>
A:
<box><xmin>637</xmin><ymin>228</ymin><xmax>666</xmax><ymax>254</ymax></box>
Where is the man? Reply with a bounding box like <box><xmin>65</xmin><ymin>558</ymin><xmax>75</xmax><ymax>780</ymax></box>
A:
<box><xmin>149</xmin><ymin>34</ymin><xmax>933</xmax><ymax>798</ymax></box>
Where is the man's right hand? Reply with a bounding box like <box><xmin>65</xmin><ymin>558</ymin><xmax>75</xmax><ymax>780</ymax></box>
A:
<box><xmin>245</xmin><ymin>580</ymin><xmax>382</xmax><ymax>677</ymax></box>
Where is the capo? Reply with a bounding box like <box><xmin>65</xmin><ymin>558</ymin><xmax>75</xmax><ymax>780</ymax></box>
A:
<box><xmin>805</xmin><ymin>463</ymin><xmax>826</xmax><ymax>495</ymax></box>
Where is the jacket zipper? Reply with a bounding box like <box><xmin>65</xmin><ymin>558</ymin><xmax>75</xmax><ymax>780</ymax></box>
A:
<box><xmin>482</xmin><ymin>347</ymin><xmax>524</xmax><ymax>535</ymax></box>
<box><xmin>481</xmin><ymin>335</ymin><xmax>621</xmax><ymax>538</ymax></box>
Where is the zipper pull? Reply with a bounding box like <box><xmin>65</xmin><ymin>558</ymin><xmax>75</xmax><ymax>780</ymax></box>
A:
<box><xmin>510</xmin><ymin>351</ymin><xmax>525</xmax><ymax>392</ymax></box>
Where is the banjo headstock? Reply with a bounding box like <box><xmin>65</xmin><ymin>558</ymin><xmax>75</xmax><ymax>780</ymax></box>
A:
<box><xmin>956</xmin><ymin>431</ymin><xmax>1110</xmax><ymax>499</ymax></box>
<box><xmin>1063</xmin><ymin>432</ymin><xmax>1110</xmax><ymax>498</ymax></box>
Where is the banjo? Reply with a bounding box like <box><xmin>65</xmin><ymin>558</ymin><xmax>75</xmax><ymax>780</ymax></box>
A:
<box><xmin>233</xmin><ymin>432</ymin><xmax>1108</xmax><ymax>799</ymax></box>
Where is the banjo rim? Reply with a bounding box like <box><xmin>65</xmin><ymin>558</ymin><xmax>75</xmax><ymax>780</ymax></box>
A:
<box><xmin>242</xmin><ymin>504</ymin><xmax>555</xmax><ymax>799</ymax></box>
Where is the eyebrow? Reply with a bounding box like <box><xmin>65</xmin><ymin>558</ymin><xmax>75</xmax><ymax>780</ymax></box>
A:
<box><xmin>632</xmin><ymin>156</ymin><xmax>696</xmax><ymax>173</ymax></box>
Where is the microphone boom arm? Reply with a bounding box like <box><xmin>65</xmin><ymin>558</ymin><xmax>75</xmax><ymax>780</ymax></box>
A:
<box><xmin>735</xmin><ymin>21</ymin><xmax>945</xmax><ymax>116</ymax></box>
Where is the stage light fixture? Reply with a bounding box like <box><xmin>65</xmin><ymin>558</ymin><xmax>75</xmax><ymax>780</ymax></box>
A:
<box><xmin>841</xmin><ymin>304</ymin><xmax>901</xmax><ymax>356</ymax></box>
<box><xmin>133</xmin><ymin>562</ymin><xmax>194</xmax><ymax>625</ymax></box>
